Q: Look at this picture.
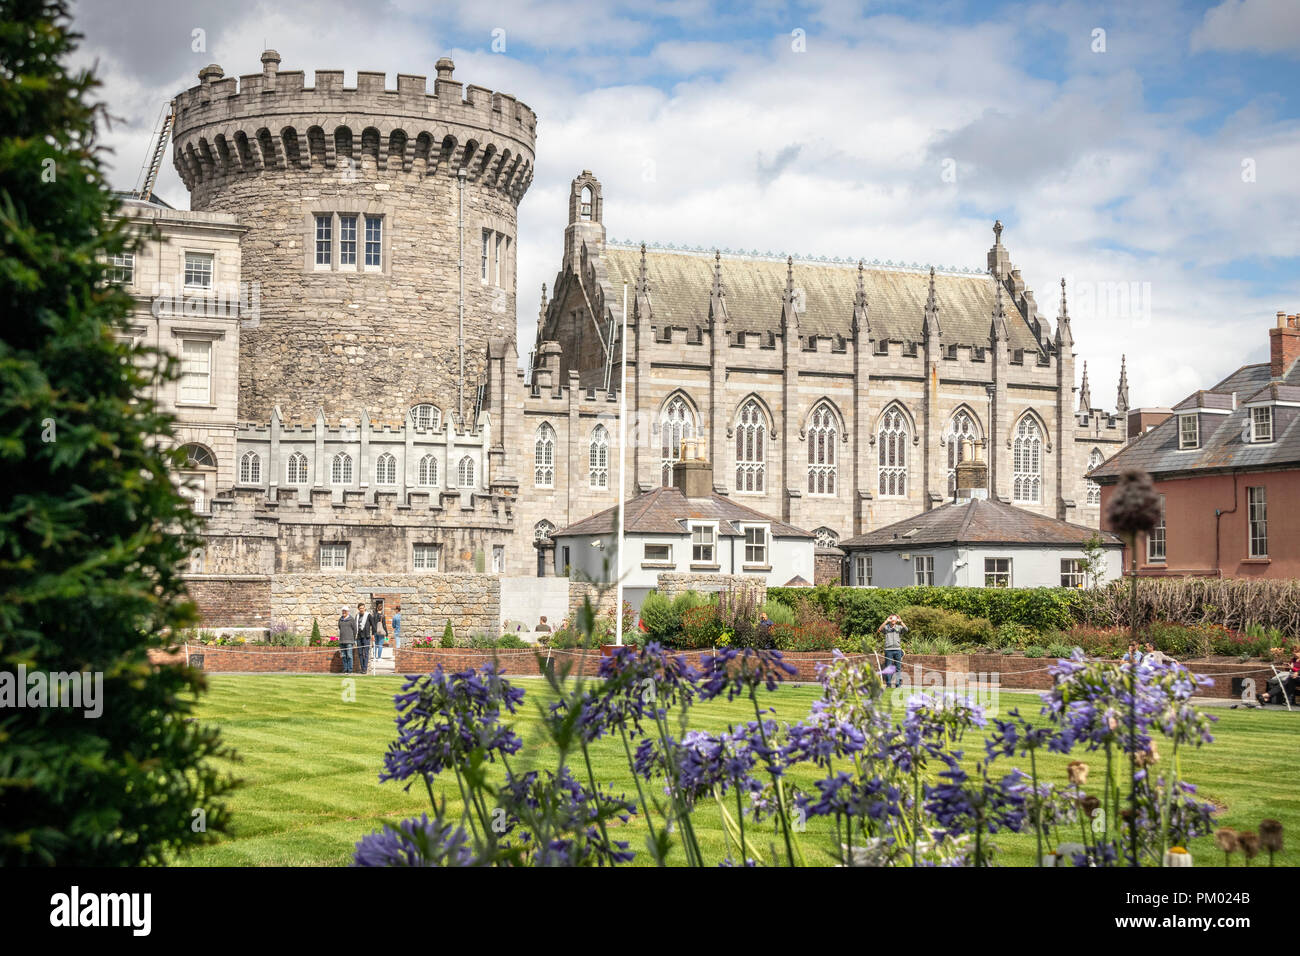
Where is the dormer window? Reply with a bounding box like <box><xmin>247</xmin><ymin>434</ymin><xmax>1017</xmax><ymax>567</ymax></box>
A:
<box><xmin>1250</xmin><ymin>405</ymin><xmax>1273</xmax><ymax>443</ymax></box>
<box><xmin>1178</xmin><ymin>413</ymin><xmax>1199</xmax><ymax>450</ymax></box>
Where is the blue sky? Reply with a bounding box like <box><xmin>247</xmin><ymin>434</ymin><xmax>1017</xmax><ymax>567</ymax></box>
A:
<box><xmin>72</xmin><ymin>0</ymin><xmax>1300</xmax><ymax>407</ymax></box>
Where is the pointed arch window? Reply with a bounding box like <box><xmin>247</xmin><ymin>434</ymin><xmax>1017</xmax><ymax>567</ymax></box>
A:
<box><xmin>375</xmin><ymin>452</ymin><xmax>397</xmax><ymax>486</ymax></box>
<box><xmin>660</xmin><ymin>396</ymin><xmax>696</xmax><ymax>487</ymax></box>
<box><xmin>1013</xmin><ymin>416</ymin><xmax>1043</xmax><ymax>504</ymax></box>
<box><xmin>807</xmin><ymin>403</ymin><xmax>838</xmax><ymax>495</ymax></box>
<box><xmin>1086</xmin><ymin>448</ymin><xmax>1103</xmax><ymax>506</ymax></box>
<box><xmin>239</xmin><ymin>452</ymin><xmax>262</xmax><ymax>484</ymax></box>
<box><xmin>735</xmin><ymin>400</ymin><xmax>766</xmax><ymax>492</ymax></box>
<box><xmin>877</xmin><ymin>405</ymin><xmax>908</xmax><ymax>497</ymax></box>
<box><xmin>534</xmin><ymin>423</ymin><xmax>556</xmax><ymax>488</ymax></box>
<box><xmin>331</xmin><ymin>453</ymin><xmax>353</xmax><ymax>486</ymax></box>
<box><xmin>286</xmin><ymin>452</ymin><xmax>309</xmax><ymax>485</ymax></box>
<box><xmin>814</xmin><ymin>527</ymin><xmax>839</xmax><ymax>549</ymax></box>
<box><xmin>589</xmin><ymin>424</ymin><xmax>609</xmax><ymax>490</ymax></box>
<box><xmin>946</xmin><ymin>409</ymin><xmax>981</xmax><ymax>497</ymax></box>
<box><xmin>535</xmin><ymin>520</ymin><xmax>555</xmax><ymax>542</ymax></box>
<box><xmin>418</xmin><ymin>453</ymin><xmax>439</xmax><ymax>488</ymax></box>
<box><xmin>580</xmin><ymin>185</ymin><xmax>593</xmax><ymax>221</ymax></box>
<box><xmin>458</xmin><ymin>455</ymin><xmax>475</xmax><ymax>488</ymax></box>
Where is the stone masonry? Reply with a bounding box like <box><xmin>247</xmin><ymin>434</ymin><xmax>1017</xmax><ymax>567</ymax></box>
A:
<box><xmin>171</xmin><ymin>53</ymin><xmax>536</xmax><ymax>424</ymax></box>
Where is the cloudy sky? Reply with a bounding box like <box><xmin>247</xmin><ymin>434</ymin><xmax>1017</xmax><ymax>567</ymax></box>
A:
<box><xmin>70</xmin><ymin>0</ymin><xmax>1300</xmax><ymax>409</ymax></box>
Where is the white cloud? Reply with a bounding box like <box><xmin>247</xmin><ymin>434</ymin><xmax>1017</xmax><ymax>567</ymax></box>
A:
<box><xmin>1191</xmin><ymin>0</ymin><xmax>1300</xmax><ymax>56</ymax></box>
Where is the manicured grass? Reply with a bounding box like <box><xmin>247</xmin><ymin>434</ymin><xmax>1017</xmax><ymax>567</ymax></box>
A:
<box><xmin>174</xmin><ymin>674</ymin><xmax>1300</xmax><ymax>867</ymax></box>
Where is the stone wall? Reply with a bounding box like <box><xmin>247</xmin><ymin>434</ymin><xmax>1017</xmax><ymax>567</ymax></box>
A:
<box><xmin>267</xmin><ymin>572</ymin><xmax>500</xmax><ymax>638</ymax></box>
<box><xmin>567</xmin><ymin>580</ymin><xmax>618</xmax><ymax>622</ymax></box>
<box><xmin>814</xmin><ymin>548</ymin><xmax>843</xmax><ymax>586</ymax></box>
<box><xmin>655</xmin><ymin>572</ymin><xmax>767</xmax><ymax>606</ymax></box>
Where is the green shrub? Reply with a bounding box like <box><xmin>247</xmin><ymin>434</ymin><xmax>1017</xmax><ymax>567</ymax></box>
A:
<box><xmin>638</xmin><ymin>590</ymin><xmax>676</xmax><ymax>642</ymax></box>
<box><xmin>440</xmin><ymin>621</ymin><xmax>455</xmax><ymax>648</ymax></box>
<box><xmin>892</xmin><ymin>605</ymin><xmax>993</xmax><ymax>644</ymax></box>
<box><xmin>495</xmin><ymin>634</ymin><xmax>529</xmax><ymax>649</ymax></box>
<box><xmin>311</xmin><ymin>619</ymin><xmax>322</xmax><ymax>644</ymax></box>
<box><xmin>1045</xmin><ymin>643</ymin><xmax>1075</xmax><ymax>659</ymax></box>
<box><xmin>993</xmin><ymin>621</ymin><xmax>1037</xmax><ymax>649</ymax></box>
<box><xmin>1023</xmin><ymin>645</ymin><xmax>1046</xmax><ymax>658</ymax></box>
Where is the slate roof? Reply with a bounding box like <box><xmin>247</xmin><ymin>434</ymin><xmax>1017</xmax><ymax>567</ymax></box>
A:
<box><xmin>1090</xmin><ymin>361</ymin><xmax>1300</xmax><ymax>482</ymax></box>
<box><xmin>602</xmin><ymin>245</ymin><xmax>1044</xmax><ymax>351</ymax></box>
<box><xmin>838</xmin><ymin>499</ymin><xmax>1122</xmax><ymax>551</ymax></box>
<box><xmin>552</xmin><ymin>486</ymin><xmax>815</xmax><ymax>539</ymax></box>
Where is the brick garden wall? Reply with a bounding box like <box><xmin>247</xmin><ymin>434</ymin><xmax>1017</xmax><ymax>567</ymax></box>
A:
<box><xmin>184</xmin><ymin>574</ymin><xmax>272</xmax><ymax>627</ymax></box>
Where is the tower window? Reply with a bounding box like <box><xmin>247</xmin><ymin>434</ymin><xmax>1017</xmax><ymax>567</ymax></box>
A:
<box><xmin>481</xmin><ymin>229</ymin><xmax>491</xmax><ymax>283</ymax></box>
<box><xmin>580</xmin><ymin>185</ymin><xmax>592</xmax><ymax>221</ymax></box>
<box><xmin>315</xmin><ymin>215</ymin><xmax>332</xmax><ymax>266</ymax></box>
<box><xmin>339</xmin><ymin>215</ymin><xmax>357</xmax><ymax>265</ymax></box>
<box><xmin>364</xmin><ymin>216</ymin><xmax>382</xmax><ymax>268</ymax></box>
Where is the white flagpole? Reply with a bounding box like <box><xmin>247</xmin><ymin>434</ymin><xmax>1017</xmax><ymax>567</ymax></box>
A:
<box><xmin>616</xmin><ymin>281</ymin><xmax>628</xmax><ymax>645</ymax></box>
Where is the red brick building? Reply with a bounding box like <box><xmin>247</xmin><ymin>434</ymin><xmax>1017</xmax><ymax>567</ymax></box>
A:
<box><xmin>1090</xmin><ymin>312</ymin><xmax>1300</xmax><ymax>578</ymax></box>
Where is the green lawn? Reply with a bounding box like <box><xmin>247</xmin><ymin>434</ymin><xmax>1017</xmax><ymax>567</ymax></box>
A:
<box><xmin>174</xmin><ymin>674</ymin><xmax>1300</xmax><ymax>867</ymax></box>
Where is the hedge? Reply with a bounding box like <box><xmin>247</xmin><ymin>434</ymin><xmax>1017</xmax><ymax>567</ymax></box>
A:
<box><xmin>768</xmin><ymin>585</ymin><xmax>1096</xmax><ymax>635</ymax></box>
<box><xmin>771</xmin><ymin>578</ymin><xmax>1300</xmax><ymax>637</ymax></box>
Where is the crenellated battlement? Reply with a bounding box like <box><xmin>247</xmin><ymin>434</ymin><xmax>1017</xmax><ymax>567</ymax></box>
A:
<box><xmin>172</xmin><ymin>52</ymin><xmax>536</xmax><ymax>199</ymax></box>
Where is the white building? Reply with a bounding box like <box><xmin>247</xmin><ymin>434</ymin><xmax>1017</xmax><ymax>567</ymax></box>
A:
<box><xmin>551</xmin><ymin>449</ymin><xmax>816</xmax><ymax>610</ymax></box>
<box><xmin>839</xmin><ymin>497</ymin><xmax>1123</xmax><ymax>589</ymax></box>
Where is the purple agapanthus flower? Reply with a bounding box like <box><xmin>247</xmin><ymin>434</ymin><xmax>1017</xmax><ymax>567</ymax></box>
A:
<box><xmin>353</xmin><ymin>814</ymin><xmax>475</xmax><ymax>867</ymax></box>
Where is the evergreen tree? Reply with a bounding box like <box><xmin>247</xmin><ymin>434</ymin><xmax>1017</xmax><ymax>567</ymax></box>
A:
<box><xmin>0</xmin><ymin>0</ymin><xmax>236</xmax><ymax>864</ymax></box>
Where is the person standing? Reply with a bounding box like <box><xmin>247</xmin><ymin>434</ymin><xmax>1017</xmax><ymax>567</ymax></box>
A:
<box><xmin>373</xmin><ymin>599</ymin><xmax>388</xmax><ymax>660</ymax></box>
<box><xmin>877</xmin><ymin>614</ymin><xmax>908</xmax><ymax>688</ymax></box>
<box><xmin>355</xmin><ymin>602</ymin><xmax>372</xmax><ymax>673</ymax></box>
<box><xmin>391</xmin><ymin>604</ymin><xmax>402</xmax><ymax>652</ymax></box>
<box><xmin>337</xmin><ymin>606</ymin><xmax>357</xmax><ymax>674</ymax></box>
<box><xmin>756</xmin><ymin>611</ymin><xmax>774</xmax><ymax>645</ymax></box>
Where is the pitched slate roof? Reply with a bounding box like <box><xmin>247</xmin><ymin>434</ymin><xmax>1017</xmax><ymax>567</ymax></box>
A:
<box><xmin>602</xmin><ymin>245</ymin><xmax>1044</xmax><ymax>351</ymax></box>
<box><xmin>1090</xmin><ymin>360</ymin><xmax>1300</xmax><ymax>482</ymax></box>
<box><xmin>552</xmin><ymin>486</ymin><xmax>815</xmax><ymax>539</ymax></box>
<box><xmin>839</xmin><ymin>499</ymin><xmax>1122</xmax><ymax>550</ymax></box>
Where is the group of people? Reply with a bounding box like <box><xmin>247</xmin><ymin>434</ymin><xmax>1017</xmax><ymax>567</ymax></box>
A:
<box><xmin>1121</xmin><ymin>641</ymin><xmax>1175</xmax><ymax>666</ymax></box>
<box><xmin>336</xmin><ymin>600</ymin><xmax>402</xmax><ymax>674</ymax></box>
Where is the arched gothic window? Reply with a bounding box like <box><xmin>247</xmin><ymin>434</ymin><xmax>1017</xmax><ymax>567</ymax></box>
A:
<box><xmin>375</xmin><ymin>452</ymin><xmax>397</xmax><ymax>485</ymax></box>
<box><xmin>660</xmin><ymin>396</ymin><xmax>696</xmax><ymax>487</ymax></box>
<box><xmin>239</xmin><ymin>452</ymin><xmax>261</xmax><ymax>484</ymax></box>
<box><xmin>877</xmin><ymin>405</ymin><xmax>908</xmax><ymax>497</ymax></box>
<box><xmin>735</xmin><ymin>400</ymin><xmax>766</xmax><ymax>492</ymax></box>
<box><xmin>1013</xmin><ymin>416</ymin><xmax>1043</xmax><ymax>504</ymax></box>
<box><xmin>418</xmin><ymin>453</ymin><xmax>439</xmax><ymax>488</ymax></box>
<box><xmin>534</xmin><ymin>520</ymin><xmax>555</xmax><ymax>542</ymax></box>
<box><xmin>946</xmin><ymin>409</ymin><xmax>981</xmax><ymax>497</ymax></box>
<box><xmin>1086</xmin><ymin>448</ymin><xmax>1103</xmax><ymax>505</ymax></box>
<box><xmin>286</xmin><ymin>452</ymin><xmax>309</xmax><ymax>485</ymax></box>
<box><xmin>589</xmin><ymin>424</ymin><xmax>609</xmax><ymax>490</ymax></box>
<box><xmin>535</xmin><ymin>423</ymin><xmax>556</xmax><ymax>488</ymax></box>
<box><xmin>814</xmin><ymin>527</ymin><xmax>839</xmax><ymax>549</ymax></box>
<box><xmin>580</xmin><ymin>185</ymin><xmax>593</xmax><ymax>221</ymax></box>
<box><xmin>807</xmin><ymin>403</ymin><xmax>838</xmax><ymax>495</ymax></box>
<box><xmin>331</xmin><ymin>453</ymin><xmax>353</xmax><ymax>485</ymax></box>
<box><xmin>458</xmin><ymin>455</ymin><xmax>475</xmax><ymax>488</ymax></box>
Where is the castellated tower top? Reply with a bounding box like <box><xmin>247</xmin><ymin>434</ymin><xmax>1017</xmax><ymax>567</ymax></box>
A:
<box><xmin>171</xmin><ymin>51</ymin><xmax>537</xmax><ymax>202</ymax></box>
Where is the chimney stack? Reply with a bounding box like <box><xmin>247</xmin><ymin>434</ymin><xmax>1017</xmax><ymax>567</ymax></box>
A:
<box><xmin>954</xmin><ymin>439</ymin><xmax>989</xmax><ymax>501</ymax></box>
<box><xmin>671</xmin><ymin>437</ymin><xmax>713</xmax><ymax>498</ymax></box>
<box><xmin>1269</xmin><ymin>312</ymin><xmax>1300</xmax><ymax>379</ymax></box>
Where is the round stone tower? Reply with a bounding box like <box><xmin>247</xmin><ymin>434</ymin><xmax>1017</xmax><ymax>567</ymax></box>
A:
<box><xmin>171</xmin><ymin>51</ymin><xmax>536</xmax><ymax>424</ymax></box>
